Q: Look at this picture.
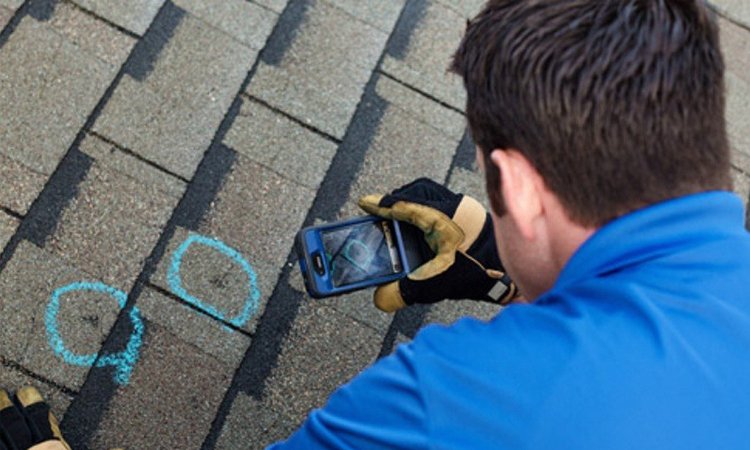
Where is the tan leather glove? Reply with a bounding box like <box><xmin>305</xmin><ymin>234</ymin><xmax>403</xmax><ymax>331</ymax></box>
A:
<box><xmin>359</xmin><ymin>178</ymin><xmax>518</xmax><ymax>312</ymax></box>
<box><xmin>28</xmin><ymin>442</ymin><xmax>68</xmax><ymax>450</ymax></box>
<box><xmin>0</xmin><ymin>387</ymin><xmax>71</xmax><ymax>450</ymax></box>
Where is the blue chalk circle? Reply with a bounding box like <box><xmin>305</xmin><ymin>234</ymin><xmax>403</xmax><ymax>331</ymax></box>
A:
<box><xmin>168</xmin><ymin>234</ymin><xmax>260</xmax><ymax>329</ymax></box>
<box><xmin>45</xmin><ymin>281</ymin><xmax>143</xmax><ymax>386</ymax></box>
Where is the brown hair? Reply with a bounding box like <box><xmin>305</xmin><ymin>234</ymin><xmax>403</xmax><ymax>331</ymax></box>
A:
<box><xmin>451</xmin><ymin>0</ymin><xmax>731</xmax><ymax>226</ymax></box>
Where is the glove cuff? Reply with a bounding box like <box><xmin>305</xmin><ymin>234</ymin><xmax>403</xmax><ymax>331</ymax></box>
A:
<box><xmin>483</xmin><ymin>270</ymin><xmax>517</xmax><ymax>305</ymax></box>
<box><xmin>453</xmin><ymin>196</ymin><xmax>486</xmax><ymax>253</ymax></box>
<box><xmin>400</xmin><ymin>252</ymin><xmax>516</xmax><ymax>305</ymax></box>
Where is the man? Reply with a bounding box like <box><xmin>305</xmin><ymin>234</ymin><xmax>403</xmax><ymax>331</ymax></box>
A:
<box><xmin>272</xmin><ymin>0</ymin><xmax>750</xmax><ymax>448</ymax></box>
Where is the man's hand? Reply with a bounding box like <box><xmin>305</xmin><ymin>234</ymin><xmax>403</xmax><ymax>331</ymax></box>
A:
<box><xmin>0</xmin><ymin>387</ymin><xmax>71</xmax><ymax>450</ymax></box>
<box><xmin>359</xmin><ymin>178</ymin><xmax>518</xmax><ymax>312</ymax></box>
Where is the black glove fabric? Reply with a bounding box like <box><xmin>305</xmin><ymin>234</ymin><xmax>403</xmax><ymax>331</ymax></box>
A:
<box><xmin>0</xmin><ymin>387</ymin><xmax>70</xmax><ymax>450</ymax></box>
<box><xmin>359</xmin><ymin>178</ymin><xmax>518</xmax><ymax>312</ymax></box>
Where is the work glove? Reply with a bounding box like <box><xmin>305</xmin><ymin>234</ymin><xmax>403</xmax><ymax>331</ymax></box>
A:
<box><xmin>359</xmin><ymin>178</ymin><xmax>518</xmax><ymax>312</ymax></box>
<box><xmin>0</xmin><ymin>387</ymin><xmax>71</xmax><ymax>450</ymax></box>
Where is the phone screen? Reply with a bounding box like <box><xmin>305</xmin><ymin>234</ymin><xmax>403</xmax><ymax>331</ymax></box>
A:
<box><xmin>321</xmin><ymin>220</ymin><xmax>403</xmax><ymax>288</ymax></box>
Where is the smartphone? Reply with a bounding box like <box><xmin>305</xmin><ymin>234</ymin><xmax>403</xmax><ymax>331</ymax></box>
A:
<box><xmin>295</xmin><ymin>216</ymin><xmax>431</xmax><ymax>298</ymax></box>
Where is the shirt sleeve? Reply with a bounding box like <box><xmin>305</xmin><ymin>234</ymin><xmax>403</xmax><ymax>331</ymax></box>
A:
<box><xmin>267</xmin><ymin>341</ymin><xmax>429</xmax><ymax>450</ymax></box>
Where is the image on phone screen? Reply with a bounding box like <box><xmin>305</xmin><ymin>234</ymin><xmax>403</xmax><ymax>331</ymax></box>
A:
<box><xmin>321</xmin><ymin>220</ymin><xmax>403</xmax><ymax>288</ymax></box>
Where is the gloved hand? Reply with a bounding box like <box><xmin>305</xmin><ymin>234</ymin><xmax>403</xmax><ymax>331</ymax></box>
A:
<box><xmin>0</xmin><ymin>387</ymin><xmax>71</xmax><ymax>450</ymax></box>
<box><xmin>359</xmin><ymin>178</ymin><xmax>518</xmax><ymax>312</ymax></box>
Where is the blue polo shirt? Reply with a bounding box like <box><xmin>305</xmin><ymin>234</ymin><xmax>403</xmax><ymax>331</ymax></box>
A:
<box><xmin>271</xmin><ymin>192</ymin><xmax>750</xmax><ymax>449</ymax></box>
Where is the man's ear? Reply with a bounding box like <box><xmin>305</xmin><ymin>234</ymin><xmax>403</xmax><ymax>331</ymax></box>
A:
<box><xmin>489</xmin><ymin>149</ymin><xmax>543</xmax><ymax>241</ymax></box>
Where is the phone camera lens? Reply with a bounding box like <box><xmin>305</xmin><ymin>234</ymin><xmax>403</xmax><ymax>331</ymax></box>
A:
<box><xmin>312</xmin><ymin>251</ymin><xmax>326</xmax><ymax>276</ymax></box>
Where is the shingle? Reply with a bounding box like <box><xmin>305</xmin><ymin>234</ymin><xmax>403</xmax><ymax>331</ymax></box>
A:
<box><xmin>0</xmin><ymin>241</ymin><xmax>121</xmax><ymax>391</ymax></box>
<box><xmin>0</xmin><ymin>364</ymin><xmax>73</xmax><ymax>419</ymax></box>
<box><xmin>224</xmin><ymin>98</ymin><xmax>338</xmax><ymax>189</ymax></box>
<box><xmin>321</xmin><ymin>0</ymin><xmax>404</xmax><ymax>33</ymax></box>
<box><xmin>381</xmin><ymin>0</ymin><xmax>466</xmax><ymax>109</ymax></box>
<box><xmin>45</xmin><ymin>136</ymin><xmax>184</xmax><ymax>291</ymax></box>
<box><xmin>135</xmin><ymin>286</ymin><xmax>251</xmax><ymax>368</ymax></box>
<box><xmin>150</xmin><ymin>226</ymin><xmax>281</xmax><ymax>335</ymax></box>
<box><xmin>71</xmin><ymin>0</ymin><xmax>165</xmax><ymax>36</ymax></box>
<box><xmin>247</xmin><ymin>0</ymin><xmax>389</xmax><ymax>138</ymax></box>
<box><xmin>0</xmin><ymin>210</ymin><xmax>18</xmax><ymax>250</ymax></box>
<box><xmin>91</xmin><ymin>323</ymin><xmax>235</xmax><ymax>449</ymax></box>
<box><xmin>94</xmin><ymin>14</ymin><xmax>258</xmax><ymax>179</ymax></box>
<box><xmin>0</xmin><ymin>154</ymin><xmax>48</xmax><ymax>214</ymax></box>
<box><xmin>0</xmin><ymin>15</ymin><xmax>131</xmax><ymax>175</ymax></box>
<box><xmin>258</xmin><ymin>303</ymin><xmax>381</xmax><ymax>425</ymax></box>
<box><xmin>215</xmin><ymin>393</ymin><xmax>298</xmax><ymax>449</ymax></box>
<box><xmin>712</xmin><ymin>0</ymin><xmax>750</xmax><ymax>29</ymax></box>
<box><xmin>172</xmin><ymin>0</ymin><xmax>278</xmax><ymax>49</ymax></box>
<box><xmin>48</xmin><ymin>1</ymin><xmax>137</xmax><ymax>66</ymax></box>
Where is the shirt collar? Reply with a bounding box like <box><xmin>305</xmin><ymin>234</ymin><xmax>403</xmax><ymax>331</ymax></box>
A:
<box><xmin>552</xmin><ymin>191</ymin><xmax>747</xmax><ymax>292</ymax></box>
